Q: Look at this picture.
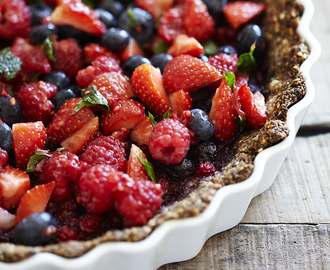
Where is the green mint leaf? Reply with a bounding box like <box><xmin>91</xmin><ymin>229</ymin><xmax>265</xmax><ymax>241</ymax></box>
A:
<box><xmin>224</xmin><ymin>72</ymin><xmax>235</xmax><ymax>91</ymax></box>
<box><xmin>72</xmin><ymin>99</ymin><xmax>86</xmax><ymax>115</ymax></box>
<box><xmin>26</xmin><ymin>149</ymin><xmax>52</xmax><ymax>173</ymax></box>
<box><xmin>0</xmin><ymin>47</ymin><xmax>22</xmax><ymax>81</ymax></box>
<box><xmin>155</xmin><ymin>40</ymin><xmax>170</xmax><ymax>54</ymax></box>
<box><xmin>30</xmin><ymin>72</ymin><xmax>40</xmax><ymax>82</ymax></box>
<box><xmin>148</xmin><ymin>111</ymin><xmax>157</xmax><ymax>127</ymax></box>
<box><xmin>162</xmin><ymin>110</ymin><xmax>170</xmax><ymax>120</ymax></box>
<box><xmin>138</xmin><ymin>155</ymin><xmax>157</xmax><ymax>183</ymax></box>
<box><xmin>42</xmin><ymin>36</ymin><xmax>56</xmax><ymax>61</ymax></box>
<box><xmin>202</xmin><ymin>39</ymin><xmax>217</xmax><ymax>56</ymax></box>
<box><xmin>82</xmin><ymin>0</ymin><xmax>94</xmax><ymax>9</ymax></box>
<box><xmin>237</xmin><ymin>43</ymin><xmax>257</xmax><ymax>75</ymax></box>
<box><xmin>127</xmin><ymin>6</ymin><xmax>138</xmax><ymax>29</ymax></box>
<box><xmin>238</xmin><ymin>115</ymin><xmax>246</xmax><ymax>130</ymax></box>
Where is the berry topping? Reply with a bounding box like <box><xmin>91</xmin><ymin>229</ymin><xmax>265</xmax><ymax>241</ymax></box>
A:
<box><xmin>189</xmin><ymin>108</ymin><xmax>215</xmax><ymax>141</ymax></box>
<box><xmin>0</xmin><ymin>96</ymin><xmax>22</xmax><ymax>127</ymax></box>
<box><xmin>122</xmin><ymin>55</ymin><xmax>151</xmax><ymax>78</ymax></box>
<box><xmin>0</xmin><ymin>207</ymin><xmax>16</xmax><ymax>232</ymax></box>
<box><xmin>101</xmin><ymin>27</ymin><xmax>130</xmax><ymax>52</ymax></box>
<box><xmin>0</xmin><ymin>123</ymin><xmax>13</xmax><ymax>152</ymax></box>
<box><xmin>167</xmin><ymin>34</ymin><xmax>204</xmax><ymax>57</ymax></box>
<box><xmin>41</xmin><ymin>71</ymin><xmax>70</xmax><ymax>91</ymax></box>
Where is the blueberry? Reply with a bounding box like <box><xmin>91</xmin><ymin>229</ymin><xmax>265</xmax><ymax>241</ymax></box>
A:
<box><xmin>197</xmin><ymin>54</ymin><xmax>209</xmax><ymax>62</ymax></box>
<box><xmin>29</xmin><ymin>24</ymin><xmax>59</xmax><ymax>45</ymax></box>
<box><xmin>248</xmin><ymin>83</ymin><xmax>261</xmax><ymax>93</ymax></box>
<box><xmin>101</xmin><ymin>27</ymin><xmax>130</xmax><ymax>51</ymax></box>
<box><xmin>58</xmin><ymin>25</ymin><xmax>97</xmax><ymax>46</ymax></box>
<box><xmin>150</xmin><ymin>53</ymin><xmax>173</xmax><ymax>73</ymax></box>
<box><xmin>164</xmin><ymin>158</ymin><xmax>196</xmax><ymax>182</ymax></box>
<box><xmin>191</xmin><ymin>87</ymin><xmax>214</xmax><ymax>113</ymax></box>
<box><xmin>29</xmin><ymin>2</ymin><xmax>53</xmax><ymax>26</ymax></box>
<box><xmin>94</xmin><ymin>8</ymin><xmax>118</xmax><ymax>28</ymax></box>
<box><xmin>190</xmin><ymin>109</ymin><xmax>215</xmax><ymax>141</ymax></box>
<box><xmin>118</xmin><ymin>7</ymin><xmax>154</xmax><ymax>45</ymax></box>
<box><xmin>122</xmin><ymin>55</ymin><xmax>151</xmax><ymax>78</ymax></box>
<box><xmin>13</xmin><ymin>212</ymin><xmax>58</xmax><ymax>246</ymax></box>
<box><xmin>202</xmin><ymin>0</ymin><xmax>227</xmax><ymax>16</ymax></box>
<box><xmin>98</xmin><ymin>0</ymin><xmax>124</xmax><ymax>19</ymax></box>
<box><xmin>53</xmin><ymin>89</ymin><xmax>78</xmax><ymax>111</ymax></box>
<box><xmin>0</xmin><ymin>96</ymin><xmax>22</xmax><ymax>127</ymax></box>
<box><xmin>40</xmin><ymin>71</ymin><xmax>70</xmax><ymax>90</ymax></box>
<box><xmin>217</xmin><ymin>45</ymin><xmax>237</xmax><ymax>55</ymax></box>
<box><xmin>195</xmin><ymin>140</ymin><xmax>218</xmax><ymax>163</ymax></box>
<box><xmin>68</xmin><ymin>85</ymin><xmax>82</xmax><ymax>97</ymax></box>
<box><xmin>0</xmin><ymin>123</ymin><xmax>13</xmax><ymax>152</ymax></box>
<box><xmin>237</xmin><ymin>24</ymin><xmax>265</xmax><ymax>61</ymax></box>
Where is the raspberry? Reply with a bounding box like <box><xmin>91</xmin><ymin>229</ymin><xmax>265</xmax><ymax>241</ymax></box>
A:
<box><xmin>78</xmin><ymin>214</ymin><xmax>102</xmax><ymax>235</ymax></box>
<box><xmin>195</xmin><ymin>161</ymin><xmax>215</xmax><ymax>177</ymax></box>
<box><xmin>207</xmin><ymin>53</ymin><xmax>239</xmax><ymax>75</ymax></box>
<box><xmin>80</xmin><ymin>135</ymin><xmax>127</xmax><ymax>172</ymax></box>
<box><xmin>16</xmin><ymin>81</ymin><xmax>57</xmax><ymax>123</ymax></box>
<box><xmin>56</xmin><ymin>225</ymin><xmax>79</xmax><ymax>242</ymax></box>
<box><xmin>20</xmin><ymin>47</ymin><xmax>51</xmax><ymax>75</ymax></box>
<box><xmin>50</xmin><ymin>37</ymin><xmax>83</xmax><ymax>79</ymax></box>
<box><xmin>41</xmin><ymin>151</ymin><xmax>81</xmax><ymax>203</ymax></box>
<box><xmin>0</xmin><ymin>148</ymin><xmax>8</xmax><ymax>166</ymax></box>
<box><xmin>149</xmin><ymin>118</ymin><xmax>190</xmax><ymax>165</ymax></box>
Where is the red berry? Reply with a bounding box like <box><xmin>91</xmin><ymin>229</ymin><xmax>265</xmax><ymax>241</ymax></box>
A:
<box><xmin>83</xmin><ymin>43</ymin><xmax>119</xmax><ymax>65</ymax></box>
<box><xmin>208</xmin><ymin>53</ymin><xmax>239</xmax><ymax>76</ymax></box>
<box><xmin>149</xmin><ymin>118</ymin><xmax>190</xmax><ymax>165</ymax></box>
<box><xmin>129</xmin><ymin>115</ymin><xmax>153</xmax><ymax>146</ymax></box>
<box><xmin>168</xmin><ymin>90</ymin><xmax>192</xmax><ymax>116</ymax></box>
<box><xmin>167</xmin><ymin>34</ymin><xmax>204</xmax><ymax>57</ymax></box>
<box><xmin>56</xmin><ymin>225</ymin><xmax>79</xmax><ymax>242</ymax></box>
<box><xmin>78</xmin><ymin>214</ymin><xmax>102</xmax><ymax>235</ymax></box>
<box><xmin>127</xmin><ymin>144</ymin><xmax>151</xmax><ymax>181</ymax></box>
<box><xmin>0</xmin><ymin>149</ymin><xmax>8</xmax><ymax>166</ymax></box>
<box><xmin>195</xmin><ymin>161</ymin><xmax>215</xmax><ymax>177</ymax></box>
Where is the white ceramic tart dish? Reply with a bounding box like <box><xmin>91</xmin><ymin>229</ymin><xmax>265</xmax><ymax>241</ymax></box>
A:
<box><xmin>0</xmin><ymin>0</ymin><xmax>320</xmax><ymax>269</ymax></box>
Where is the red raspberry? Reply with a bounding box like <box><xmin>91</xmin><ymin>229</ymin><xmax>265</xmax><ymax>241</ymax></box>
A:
<box><xmin>149</xmin><ymin>118</ymin><xmax>191</xmax><ymax>165</ymax></box>
<box><xmin>56</xmin><ymin>225</ymin><xmax>79</xmax><ymax>242</ymax></box>
<box><xmin>0</xmin><ymin>149</ymin><xmax>8</xmax><ymax>166</ymax></box>
<box><xmin>195</xmin><ymin>161</ymin><xmax>215</xmax><ymax>177</ymax></box>
<box><xmin>50</xmin><ymin>37</ymin><xmax>83</xmax><ymax>79</ymax></box>
<box><xmin>58</xmin><ymin>198</ymin><xmax>79</xmax><ymax>221</ymax></box>
<box><xmin>78</xmin><ymin>214</ymin><xmax>102</xmax><ymax>235</ymax></box>
<box><xmin>0</xmin><ymin>0</ymin><xmax>31</xmax><ymax>40</ymax></box>
<box><xmin>208</xmin><ymin>53</ymin><xmax>239</xmax><ymax>75</ymax></box>
<box><xmin>41</xmin><ymin>151</ymin><xmax>81</xmax><ymax>203</ymax></box>
<box><xmin>80</xmin><ymin>135</ymin><xmax>127</xmax><ymax>172</ymax></box>
<box><xmin>16</xmin><ymin>81</ymin><xmax>57</xmax><ymax>123</ymax></box>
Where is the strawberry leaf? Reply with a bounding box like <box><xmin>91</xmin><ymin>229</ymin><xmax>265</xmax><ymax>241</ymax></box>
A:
<box><xmin>42</xmin><ymin>36</ymin><xmax>56</xmax><ymax>61</ymax></box>
<box><xmin>26</xmin><ymin>149</ymin><xmax>52</xmax><ymax>173</ymax></box>
<box><xmin>237</xmin><ymin>43</ymin><xmax>257</xmax><ymax>74</ymax></box>
<box><xmin>224</xmin><ymin>72</ymin><xmax>235</xmax><ymax>91</ymax></box>
<box><xmin>148</xmin><ymin>111</ymin><xmax>157</xmax><ymax>127</ymax></box>
<box><xmin>162</xmin><ymin>110</ymin><xmax>170</xmax><ymax>120</ymax></box>
<box><xmin>138</xmin><ymin>155</ymin><xmax>156</xmax><ymax>183</ymax></box>
<box><xmin>0</xmin><ymin>47</ymin><xmax>22</xmax><ymax>81</ymax></box>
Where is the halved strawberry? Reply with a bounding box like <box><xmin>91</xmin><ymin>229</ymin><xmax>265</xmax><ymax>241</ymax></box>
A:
<box><xmin>168</xmin><ymin>90</ymin><xmax>192</xmax><ymax>116</ymax></box>
<box><xmin>16</xmin><ymin>182</ymin><xmax>56</xmax><ymax>223</ymax></box>
<box><xmin>163</xmin><ymin>54</ymin><xmax>221</xmax><ymax>95</ymax></box>
<box><xmin>118</xmin><ymin>38</ymin><xmax>145</xmax><ymax>62</ymax></box>
<box><xmin>222</xmin><ymin>1</ymin><xmax>266</xmax><ymax>29</ymax></box>
<box><xmin>135</xmin><ymin>0</ymin><xmax>174</xmax><ymax>21</ymax></box>
<box><xmin>0</xmin><ymin>164</ymin><xmax>30</xmax><ymax>210</ymax></box>
<box><xmin>47</xmin><ymin>98</ymin><xmax>95</xmax><ymax>144</ymax></box>
<box><xmin>167</xmin><ymin>34</ymin><xmax>204</xmax><ymax>57</ymax></box>
<box><xmin>83</xmin><ymin>43</ymin><xmax>119</xmax><ymax>65</ymax></box>
<box><xmin>209</xmin><ymin>78</ymin><xmax>239</xmax><ymax>141</ymax></box>
<box><xmin>130</xmin><ymin>115</ymin><xmax>153</xmax><ymax>146</ymax></box>
<box><xmin>60</xmin><ymin>116</ymin><xmax>99</xmax><ymax>155</ymax></box>
<box><xmin>50</xmin><ymin>0</ymin><xmax>106</xmax><ymax>35</ymax></box>
<box><xmin>12</xmin><ymin>121</ymin><xmax>47</xmax><ymax>170</ymax></box>
<box><xmin>100</xmin><ymin>99</ymin><xmax>145</xmax><ymax>135</ymax></box>
<box><xmin>0</xmin><ymin>207</ymin><xmax>16</xmax><ymax>232</ymax></box>
<box><xmin>131</xmin><ymin>63</ymin><xmax>171</xmax><ymax>118</ymax></box>
<box><xmin>127</xmin><ymin>144</ymin><xmax>151</xmax><ymax>181</ymax></box>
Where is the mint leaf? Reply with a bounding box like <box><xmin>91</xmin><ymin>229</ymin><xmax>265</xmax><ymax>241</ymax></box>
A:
<box><xmin>238</xmin><ymin>115</ymin><xmax>246</xmax><ymax>130</ymax></box>
<box><xmin>82</xmin><ymin>0</ymin><xmax>94</xmax><ymax>9</ymax></box>
<box><xmin>237</xmin><ymin>43</ymin><xmax>257</xmax><ymax>75</ymax></box>
<box><xmin>148</xmin><ymin>111</ymin><xmax>157</xmax><ymax>127</ymax></box>
<box><xmin>42</xmin><ymin>36</ymin><xmax>56</xmax><ymax>61</ymax></box>
<box><xmin>224</xmin><ymin>72</ymin><xmax>235</xmax><ymax>91</ymax></box>
<box><xmin>155</xmin><ymin>40</ymin><xmax>170</xmax><ymax>54</ymax></box>
<box><xmin>0</xmin><ymin>47</ymin><xmax>22</xmax><ymax>81</ymax></box>
<box><xmin>162</xmin><ymin>110</ymin><xmax>170</xmax><ymax>120</ymax></box>
<box><xmin>202</xmin><ymin>39</ymin><xmax>217</xmax><ymax>56</ymax></box>
<box><xmin>26</xmin><ymin>149</ymin><xmax>52</xmax><ymax>173</ymax></box>
<box><xmin>127</xmin><ymin>6</ymin><xmax>138</xmax><ymax>29</ymax></box>
<box><xmin>138</xmin><ymin>155</ymin><xmax>157</xmax><ymax>183</ymax></box>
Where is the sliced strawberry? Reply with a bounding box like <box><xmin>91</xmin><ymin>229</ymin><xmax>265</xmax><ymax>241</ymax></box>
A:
<box><xmin>222</xmin><ymin>1</ymin><xmax>266</xmax><ymax>29</ymax></box>
<box><xmin>100</xmin><ymin>99</ymin><xmax>145</xmax><ymax>135</ymax></box>
<box><xmin>16</xmin><ymin>182</ymin><xmax>56</xmax><ymax>223</ymax></box>
<box><xmin>60</xmin><ymin>116</ymin><xmax>99</xmax><ymax>155</ymax></box>
<box><xmin>169</xmin><ymin>90</ymin><xmax>192</xmax><ymax>116</ymax></box>
<box><xmin>50</xmin><ymin>0</ymin><xmax>106</xmax><ymax>35</ymax></box>
<box><xmin>167</xmin><ymin>34</ymin><xmax>204</xmax><ymax>57</ymax></box>
<box><xmin>47</xmin><ymin>98</ymin><xmax>95</xmax><ymax>144</ymax></box>
<box><xmin>135</xmin><ymin>0</ymin><xmax>174</xmax><ymax>21</ymax></box>
<box><xmin>83</xmin><ymin>43</ymin><xmax>119</xmax><ymax>65</ymax></box>
<box><xmin>127</xmin><ymin>144</ymin><xmax>151</xmax><ymax>181</ymax></box>
<box><xmin>12</xmin><ymin>121</ymin><xmax>47</xmax><ymax>170</ymax></box>
<box><xmin>131</xmin><ymin>63</ymin><xmax>171</xmax><ymax>118</ymax></box>
<box><xmin>0</xmin><ymin>207</ymin><xmax>16</xmax><ymax>232</ymax></box>
<box><xmin>118</xmin><ymin>38</ymin><xmax>145</xmax><ymax>62</ymax></box>
<box><xmin>0</xmin><ymin>164</ymin><xmax>30</xmax><ymax>210</ymax></box>
<box><xmin>235</xmin><ymin>75</ymin><xmax>249</xmax><ymax>88</ymax></box>
<box><xmin>130</xmin><ymin>115</ymin><xmax>153</xmax><ymax>146</ymax></box>
<box><xmin>163</xmin><ymin>54</ymin><xmax>221</xmax><ymax>95</ymax></box>
<box><xmin>209</xmin><ymin>78</ymin><xmax>239</xmax><ymax>141</ymax></box>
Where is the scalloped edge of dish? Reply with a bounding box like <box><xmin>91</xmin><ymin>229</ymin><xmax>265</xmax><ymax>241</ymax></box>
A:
<box><xmin>0</xmin><ymin>0</ymin><xmax>320</xmax><ymax>269</ymax></box>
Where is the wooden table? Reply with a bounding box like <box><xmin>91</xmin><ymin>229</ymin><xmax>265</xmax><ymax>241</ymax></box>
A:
<box><xmin>159</xmin><ymin>0</ymin><xmax>330</xmax><ymax>268</ymax></box>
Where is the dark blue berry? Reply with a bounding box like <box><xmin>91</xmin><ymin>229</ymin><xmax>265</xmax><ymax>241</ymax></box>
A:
<box><xmin>68</xmin><ymin>85</ymin><xmax>82</xmax><ymax>97</ymax></box>
<box><xmin>13</xmin><ymin>212</ymin><xmax>58</xmax><ymax>246</ymax></box>
<box><xmin>0</xmin><ymin>123</ymin><xmax>13</xmax><ymax>152</ymax></box>
<box><xmin>122</xmin><ymin>55</ymin><xmax>151</xmax><ymax>78</ymax></box>
<box><xmin>237</xmin><ymin>24</ymin><xmax>265</xmax><ymax>61</ymax></box>
<box><xmin>202</xmin><ymin>0</ymin><xmax>227</xmax><ymax>16</ymax></box>
<box><xmin>29</xmin><ymin>24</ymin><xmax>59</xmax><ymax>45</ymax></box>
<box><xmin>197</xmin><ymin>54</ymin><xmax>209</xmax><ymax>62</ymax></box>
<box><xmin>0</xmin><ymin>96</ymin><xmax>22</xmax><ymax>127</ymax></box>
<box><xmin>118</xmin><ymin>7</ymin><xmax>154</xmax><ymax>45</ymax></box>
<box><xmin>101</xmin><ymin>27</ymin><xmax>130</xmax><ymax>51</ymax></box>
<box><xmin>58</xmin><ymin>25</ymin><xmax>97</xmax><ymax>46</ymax></box>
<box><xmin>94</xmin><ymin>8</ymin><xmax>118</xmax><ymax>28</ymax></box>
<box><xmin>191</xmin><ymin>87</ymin><xmax>214</xmax><ymax>113</ymax></box>
<box><xmin>190</xmin><ymin>109</ymin><xmax>215</xmax><ymax>141</ymax></box>
<box><xmin>98</xmin><ymin>0</ymin><xmax>124</xmax><ymax>19</ymax></box>
<box><xmin>53</xmin><ymin>89</ymin><xmax>78</xmax><ymax>112</ymax></box>
<box><xmin>150</xmin><ymin>53</ymin><xmax>173</xmax><ymax>73</ymax></box>
<box><xmin>217</xmin><ymin>45</ymin><xmax>237</xmax><ymax>55</ymax></box>
<box><xmin>40</xmin><ymin>71</ymin><xmax>70</xmax><ymax>90</ymax></box>
<box><xmin>29</xmin><ymin>2</ymin><xmax>53</xmax><ymax>26</ymax></box>
<box><xmin>164</xmin><ymin>158</ymin><xmax>196</xmax><ymax>182</ymax></box>
<box><xmin>248</xmin><ymin>83</ymin><xmax>261</xmax><ymax>93</ymax></box>
<box><xmin>195</xmin><ymin>140</ymin><xmax>218</xmax><ymax>163</ymax></box>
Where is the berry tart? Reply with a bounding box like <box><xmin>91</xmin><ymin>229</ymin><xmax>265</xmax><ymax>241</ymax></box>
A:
<box><xmin>0</xmin><ymin>0</ymin><xmax>318</xmax><ymax>267</ymax></box>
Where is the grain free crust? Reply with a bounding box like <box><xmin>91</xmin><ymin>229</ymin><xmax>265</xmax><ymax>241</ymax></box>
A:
<box><xmin>0</xmin><ymin>0</ymin><xmax>309</xmax><ymax>262</ymax></box>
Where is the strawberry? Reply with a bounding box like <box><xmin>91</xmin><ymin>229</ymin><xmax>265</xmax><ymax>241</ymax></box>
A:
<box><xmin>222</xmin><ymin>1</ymin><xmax>266</xmax><ymax>29</ymax></box>
<box><xmin>16</xmin><ymin>182</ymin><xmax>56</xmax><ymax>223</ymax></box>
<box><xmin>135</xmin><ymin>0</ymin><xmax>174</xmax><ymax>21</ymax></box>
<box><xmin>50</xmin><ymin>0</ymin><xmax>106</xmax><ymax>36</ymax></box>
<box><xmin>12</xmin><ymin>121</ymin><xmax>47</xmax><ymax>170</ymax></box>
<box><xmin>130</xmin><ymin>115</ymin><xmax>153</xmax><ymax>146</ymax></box>
<box><xmin>100</xmin><ymin>99</ymin><xmax>145</xmax><ymax>135</ymax></box>
<box><xmin>47</xmin><ymin>98</ymin><xmax>95</xmax><ymax>144</ymax></box>
<box><xmin>60</xmin><ymin>116</ymin><xmax>99</xmax><ymax>155</ymax></box>
<box><xmin>0</xmin><ymin>164</ymin><xmax>30</xmax><ymax>210</ymax></box>
<box><xmin>168</xmin><ymin>90</ymin><xmax>192</xmax><ymax>116</ymax></box>
<box><xmin>163</xmin><ymin>54</ymin><xmax>221</xmax><ymax>95</ymax></box>
<box><xmin>0</xmin><ymin>207</ymin><xmax>16</xmax><ymax>232</ymax></box>
<box><xmin>209</xmin><ymin>78</ymin><xmax>239</xmax><ymax>141</ymax></box>
<box><xmin>127</xmin><ymin>144</ymin><xmax>151</xmax><ymax>181</ymax></box>
<box><xmin>83</xmin><ymin>43</ymin><xmax>119</xmax><ymax>65</ymax></box>
<box><xmin>167</xmin><ymin>34</ymin><xmax>204</xmax><ymax>57</ymax></box>
<box><xmin>131</xmin><ymin>63</ymin><xmax>171</xmax><ymax>118</ymax></box>
<box><xmin>118</xmin><ymin>38</ymin><xmax>145</xmax><ymax>62</ymax></box>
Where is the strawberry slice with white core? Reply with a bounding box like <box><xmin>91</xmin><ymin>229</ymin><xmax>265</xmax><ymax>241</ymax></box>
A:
<box><xmin>127</xmin><ymin>144</ymin><xmax>151</xmax><ymax>181</ymax></box>
<box><xmin>0</xmin><ymin>207</ymin><xmax>16</xmax><ymax>232</ymax></box>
